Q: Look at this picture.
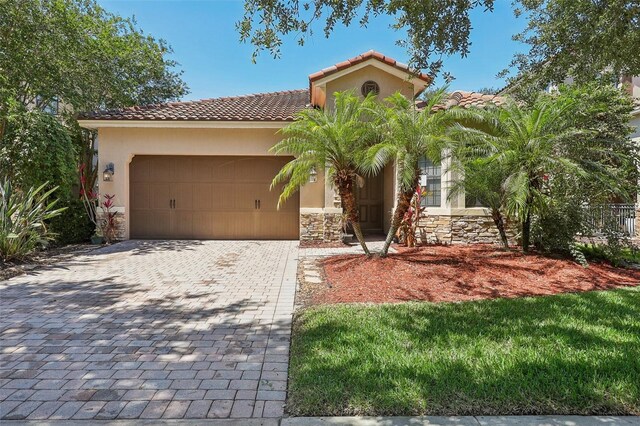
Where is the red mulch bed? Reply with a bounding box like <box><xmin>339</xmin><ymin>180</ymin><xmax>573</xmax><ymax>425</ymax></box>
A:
<box><xmin>318</xmin><ymin>244</ymin><xmax>640</xmax><ymax>304</ymax></box>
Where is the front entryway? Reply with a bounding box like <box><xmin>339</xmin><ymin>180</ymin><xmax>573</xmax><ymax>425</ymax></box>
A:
<box><xmin>357</xmin><ymin>171</ymin><xmax>384</xmax><ymax>233</ymax></box>
<box><xmin>129</xmin><ymin>156</ymin><xmax>299</xmax><ymax>239</ymax></box>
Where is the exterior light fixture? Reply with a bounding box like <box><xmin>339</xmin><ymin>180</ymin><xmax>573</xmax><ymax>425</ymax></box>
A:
<box><xmin>309</xmin><ymin>167</ymin><xmax>318</xmax><ymax>183</ymax></box>
<box><xmin>103</xmin><ymin>162</ymin><xmax>115</xmax><ymax>182</ymax></box>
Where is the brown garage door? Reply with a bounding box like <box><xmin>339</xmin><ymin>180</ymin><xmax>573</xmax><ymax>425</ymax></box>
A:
<box><xmin>130</xmin><ymin>155</ymin><xmax>299</xmax><ymax>239</ymax></box>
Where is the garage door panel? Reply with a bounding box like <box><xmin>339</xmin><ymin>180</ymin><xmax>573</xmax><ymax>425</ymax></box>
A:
<box><xmin>256</xmin><ymin>212</ymin><xmax>299</xmax><ymax>239</ymax></box>
<box><xmin>233</xmin><ymin>183</ymin><xmax>260</xmax><ymax>211</ymax></box>
<box><xmin>131</xmin><ymin>157</ymin><xmax>151</xmax><ymax>182</ymax></box>
<box><xmin>149</xmin><ymin>158</ymin><xmax>174</xmax><ymax>182</ymax></box>
<box><xmin>130</xmin><ymin>183</ymin><xmax>150</xmax><ymax>210</ymax></box>
<box><xmin>210</xmin><ymin>157</ymin><xmax>237</xmax><ymax>182</ymax></box>
<box><xmin>173</xmin><ymin>183</ymin><xmax>194</xmax><ymax>211</ymax></box>
<box><xmin>131</xmin><ymin>210</ymin><xmax>172</xmax><ymax>239</ymax></box>
<box><xmin>173</xmin><ymin>157</ymin><xmax>194</xmax><ymax>182</ymax></box>
<box><xmin>173</xmin><ymin>211</ymin><xmax>193</xmax><ymax>239</ymax></box>
<box><xmin>130</xmin><ymin>155</ymin><xmax>299</xmax><ymax>240</ymax></box>
<box><xmin>150</xmin><ymin>183</ymin><xmax>172</xmax><ymax>210</ymax></box>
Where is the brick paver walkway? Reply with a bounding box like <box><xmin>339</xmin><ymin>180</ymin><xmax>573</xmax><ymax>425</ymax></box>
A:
<box><xmin>0</xmin><ymin>240</ymin><xmax>298</xmax><ymax>420</ymax></box>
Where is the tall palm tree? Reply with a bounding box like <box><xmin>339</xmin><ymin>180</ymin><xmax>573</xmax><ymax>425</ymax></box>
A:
<box><xmin>363</xmin><ymin>89</ymin><xmax>451</xmax><ymax>257</ymax></box>
<box><xmin>448</xmin><ymin>98</ymin><xmax>584</xmax><ymax>252</ymax></box>
<box><xmin>271</xmin><ymin>90</ymin><xmax>378</xmax><ymax>255</ymax></box>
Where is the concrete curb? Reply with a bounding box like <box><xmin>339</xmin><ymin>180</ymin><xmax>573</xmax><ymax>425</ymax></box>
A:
<box><xmin>282</xmin><ymin>417</ymin><xmax>640</xmax><ymax>426</ymax></box>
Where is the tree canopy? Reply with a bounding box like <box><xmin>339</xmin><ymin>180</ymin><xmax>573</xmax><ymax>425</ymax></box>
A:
<box><xmin>238</xmin><ymin>0</ymin><xmax>640</xmax><ymax>83</ymax></box>
<box><xmin>0</xmin><ymin>0</ymin><xmax>188</xmax><ymax>115</ymax></box>
<box><xmin>505</xmin><ymin>0</ymin><xmax>640</xmax><ymax>87</ymax></box>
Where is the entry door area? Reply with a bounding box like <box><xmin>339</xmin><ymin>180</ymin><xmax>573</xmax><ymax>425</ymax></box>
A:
<box><xmin>130</xmin><ymin>155</ymin><xmax>299</xmax><ymax>239</ymax></box>
<box><xmin>357</xmin><ymin>172</ymin><xmax>384</xmax><ymax>233</ymax></box>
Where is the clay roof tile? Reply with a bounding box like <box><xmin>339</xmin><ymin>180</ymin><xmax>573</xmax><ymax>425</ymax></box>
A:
<box><xmin>78</xmin><ymin>89</ymin><xmax>310</xmax><ymax>122</ymax></box>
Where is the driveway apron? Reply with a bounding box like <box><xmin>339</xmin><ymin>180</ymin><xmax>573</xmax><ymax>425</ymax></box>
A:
<box><xmin>0</xmin><ymin>240</ymin><xmax>298</xmax><ymax>420</ymax></box>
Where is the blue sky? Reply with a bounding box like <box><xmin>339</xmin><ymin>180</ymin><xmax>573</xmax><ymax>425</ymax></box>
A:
<box><xmin>99</xmin><ymin>0</ymin><xmax>528</xmax><ymax>101</ymax></box>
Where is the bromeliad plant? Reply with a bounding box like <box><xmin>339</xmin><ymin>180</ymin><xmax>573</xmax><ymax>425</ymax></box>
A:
<box><xmin>0</xmin><ymin>179</ymin><xmax>66</xmax><ymax>262</ymax></box>
<box><xmin>396</xmin><ymin>185</ymin><xmax>426</xmax><ymax>247</ymax></box>
<box><xmin>80</xmin><ymin>168</ymin><xmax>119</xmax><ymax>244</ymax></box>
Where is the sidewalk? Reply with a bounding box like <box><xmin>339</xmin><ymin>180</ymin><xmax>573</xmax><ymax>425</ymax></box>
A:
<box><xmin>1</xmin><ymin>415</ymin><xmax>638</xmax><ymax>425</ymax></box>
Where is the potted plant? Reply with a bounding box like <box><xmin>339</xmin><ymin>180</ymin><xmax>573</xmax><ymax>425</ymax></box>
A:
<box><xmin>90</xmin><ymin>230</ymin><xmax>104</xmax><ymax>245</ymax></box>
<box><xmin>340</xmin><ymin>212</ymin><xmax>354</xmax><ymax>244</ymax></box>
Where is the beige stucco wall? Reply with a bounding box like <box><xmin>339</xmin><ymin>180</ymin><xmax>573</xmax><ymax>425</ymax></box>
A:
<box><xmin>325</xmin><ymin>65</ymin><xmax>417</xmax><ymax>109</ymax></box>
<box><xmin>96</xmin><ymin>126</ymin><xmax>324</xmax><ymax>239</ymax></box>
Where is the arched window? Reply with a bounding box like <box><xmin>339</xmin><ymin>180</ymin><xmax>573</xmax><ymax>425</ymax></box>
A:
<box><xmin>361</xmin><ymin>80</ymin><xmax>380</xmax><ymax>96</ymax></box>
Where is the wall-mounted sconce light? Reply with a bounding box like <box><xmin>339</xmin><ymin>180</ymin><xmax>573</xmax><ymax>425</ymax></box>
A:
<box><xmin>103</xmin><ymin>162</ymin><xmax>115</xmax><ymax>182</ymax></box>
<box><xmin>309</xmin><ymin>167</ymin><xmax>317</xmax><ymax>183</ymax></box>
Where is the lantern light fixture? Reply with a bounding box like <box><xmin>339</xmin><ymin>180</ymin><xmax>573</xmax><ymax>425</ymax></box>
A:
<box><xmin>103</xmin><ymin>162</ymin><xmax>115</xmax><ymax>182</ymax></box>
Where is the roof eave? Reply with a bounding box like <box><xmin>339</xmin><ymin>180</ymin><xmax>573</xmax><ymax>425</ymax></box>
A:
<box><xmin>77</xmin><ymin>119</ymin><xmax>292</xmax><ymax>130</ymax></box>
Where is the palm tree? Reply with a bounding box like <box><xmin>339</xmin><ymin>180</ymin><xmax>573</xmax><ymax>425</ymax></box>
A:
<box><xmin>362</xmin><ymin>89</ymin><xmax>451</xmax><ymax>257</ymax></box>
<box><xmin>448</xmin><ymin>158</ymin><xmax>511</xmax><ymax>249</ymax></box>
<box><xmin>448</xmin><ymin>97</ymin><xmax>584</xmax><ymax>252</ymax></box>
<box><xmin>270</xmin><ymin>90</ymin><xmax>378</xmax><ymax>255</ymax></box>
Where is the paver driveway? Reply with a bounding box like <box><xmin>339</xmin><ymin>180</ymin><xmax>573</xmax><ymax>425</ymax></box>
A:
<box><xmin>0</xmin><ymin>240</ymin><xmax>298</xmax><ymax>420</ymax></box>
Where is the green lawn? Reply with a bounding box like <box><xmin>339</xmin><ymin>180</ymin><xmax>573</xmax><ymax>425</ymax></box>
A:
<box><xmin>288</xmin><ymin>287</ymin><xmax>640</xmax><ymax>416</ymax></box>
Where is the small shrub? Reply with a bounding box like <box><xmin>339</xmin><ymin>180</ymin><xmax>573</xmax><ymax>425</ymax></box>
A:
<box><xmin>532</xmin><ymin>197</ymin><xmax>587</xmax><ymax>264</ymax></box>
<box><xmin>579</xmin><ymin>243</ymin><xmax>640</xmax><ymax>267</ymax></box>
<box><xmin>0</xmin><ymin>180</ymin><xmax>66</xmax><ymax>262</ymax></box>
<box><xmin>49</xmin><ymin>197</ymin><xmax>94</xmax><ymax>245</ymax></box>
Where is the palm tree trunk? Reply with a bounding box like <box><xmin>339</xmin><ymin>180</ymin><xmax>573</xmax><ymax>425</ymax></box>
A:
<box><xmin>522</xmin><ymin>211</ymin><xmax>531</xmax><ymax>253</ymax></box>
<box><xmin>380</xmin><ymin>186</ymin><xmax>415</xmax><ymax>257</ymax></box>
<box><xmin>380</xmin><ymin>168</ymin><xmax>421</xmax><ymax>257</ymax></box>
<box><xmin>491</xmin><ymin>208</ymin><xmax>510</xmax><ymax>250</ymax></box>
<box><xmin>336</xmin><ymin>175</ymin><xmax>370</xmax><ymax>256</ymax></box>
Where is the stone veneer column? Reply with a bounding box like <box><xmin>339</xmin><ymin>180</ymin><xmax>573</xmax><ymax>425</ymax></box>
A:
<box><xmin>299</xmin><ymin>210</ymin><xmax>343</xmax><ymax>242</ymax></box>
<box><xmin>95</xmin><ymin>210</ymin><xmax>126</xmax><ymax>241</ymax></box>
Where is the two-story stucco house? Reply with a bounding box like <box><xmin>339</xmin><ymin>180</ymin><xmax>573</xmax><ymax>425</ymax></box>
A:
<box><xmin>73</xmin><ymin>51</ymin><xmax>566</xmax><ymax>244</ymax></box>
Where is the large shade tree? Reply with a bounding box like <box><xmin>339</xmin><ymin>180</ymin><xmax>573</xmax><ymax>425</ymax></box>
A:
<box><xmin>0</xmin><ymin>0</ymin><xmax>187</xmax><ymax>112</ymax></box>
<box><xmin>271</xmin><ymin>91</ymin><xmax>378</xmax><ymax>255</ymax></box>
<box><xmin>363</xmin><ymin>90</ymin><xmax>451</xmax><ymax>256</ymax></box>
<box><xmin>0</xmin><ymin>0</ymin><xmax>188</xmax><ymax>139</ymax></box>
<box><xmin>238</xmin><ymin>0</ymin><xmax>640</xmax><ymax>82</ymax></box>
<box><xmin>504</xmin><ymin>0</ymin><xmax>640</xmax><ymax>89</ymax></box>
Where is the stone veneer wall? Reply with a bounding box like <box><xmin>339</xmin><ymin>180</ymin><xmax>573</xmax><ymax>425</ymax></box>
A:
<box><xmin>418</xmin><ymin>215</ymin><xmax>516</xmax><ymax>245</ymax></box>
<box><xmin>96</xmin><ymin>211</ymin><xmax>126</xmax><ymax>241</ymax></box>
<box><xmin>300</xmin><ymin>212</ymin><xmax>343</xmax><ymax>242</ymax></box>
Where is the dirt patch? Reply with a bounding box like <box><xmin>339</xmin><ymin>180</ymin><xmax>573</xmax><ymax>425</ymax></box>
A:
<box><xmin>0</xmin><ymin>244</ymin><xmax>98</xmax><ymax>281</ymax></box>
<box><xmin>296</xmin><ymin>258</ymin><xmax>332</xmax><ymax>309</ymax></box>
<box><xmin>316</xmin><ymin>244</ymin><xmax>640</xmax><ymax>304</ymax></box>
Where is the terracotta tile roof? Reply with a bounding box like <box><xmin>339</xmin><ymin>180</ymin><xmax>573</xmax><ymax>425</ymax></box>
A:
<box><xmin>309</xmin><ymin>50</ymin><xmax>432</xmax><ymax>83</ymax></box>
<box><xmin>425</xmin><ymin>91</ymin><xmax>507</xmax><ymax>111</ymax></box>
<box><xmin>78</xmin><ymin>89</ymin><xmax>310</xmax><ymax>121</ymax></box>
